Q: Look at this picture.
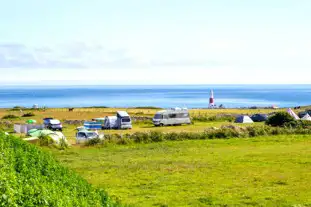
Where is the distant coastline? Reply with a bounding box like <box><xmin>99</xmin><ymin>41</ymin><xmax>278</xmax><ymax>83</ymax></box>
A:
<box><xmin>0</xmin><ymin>85</ymin><xmax>310</xmax><ymax>108</ymax></box>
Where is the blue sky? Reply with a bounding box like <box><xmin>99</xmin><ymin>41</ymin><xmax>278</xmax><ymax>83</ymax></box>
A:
<box><xmin>1</xmin><ymin>0</ymin><xmax>311</xmax><ymax>84</ymax></box>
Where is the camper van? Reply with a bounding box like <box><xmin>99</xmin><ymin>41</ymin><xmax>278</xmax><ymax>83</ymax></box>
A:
<box><xmin>152</xmin><ymin>107</ymin><xmax>191</xmax><ymax>126</ymax></box>
<box><xmin>116</xmin><ymin>111</ymin><xmax>132</xmax><ymax>129</ymax></box>
<box><xmin>43</xmin><ymin>118</ymin><xmax>63</xmax><ymax>131</ymax></box>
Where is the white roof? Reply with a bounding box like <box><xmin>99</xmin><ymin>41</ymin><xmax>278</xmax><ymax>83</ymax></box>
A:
<box><xmin>106</xmin><ymin>116</ymin><xmax>117</xmax><ymax>120</ymax></box>
<box><xmin>117</xmin><ymin>111</ymin><xmax>129</xmax><ymax>117</ymax></box>
<box><xmin>50</xmin><ymin>119</ymin><xmax>61</xmax><ymax>124</ymax></box>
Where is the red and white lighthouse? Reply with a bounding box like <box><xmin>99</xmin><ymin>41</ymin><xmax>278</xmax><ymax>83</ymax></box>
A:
<box><xmin>209</xmin><ymin>90</ymin><xmax>215</xmax><ymax>108</ymax></box>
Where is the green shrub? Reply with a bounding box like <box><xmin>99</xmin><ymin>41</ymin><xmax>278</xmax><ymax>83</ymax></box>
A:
<box><xmin>0</xmin><ymin>132</ymin><xmax>120</xmax><ymax>207</ymax></box>
<box><xmin>22</xmin><ymin>112</ymin><xmax>35</xmax><ymax>117</ymax></box>
<box><xmin>150</xmin><ymin>131</ymin><xmax>164</xmax><ymax>142</ymax></box>
<box><xmin>58</xmin><ymin>137</ymin><xmax>69</xmax><ymax>150</ymax></box>
<box><xmin>2</xmin><ymin>114</ymin><xmax>19</xmax><ymax>119</ymax></box>
<box><xmin>132</xmin><ymin>132</ymin><xmax>151</xmax><ymax>143</ymax></box>
<box><xmin>38</xmin><ymin>134</ymin><xmax>54</xmax><ymax>146</ymax></box>
<box><xmin>284</xmin><ymin>120</ymin><xmax>311</xmax><ymax>129</ymax></box>
<box><xmin>266</xmin><ymin>112</ymin><xmax>295</xmax><ymax>127</ymax></box>
<box><xmin>85</xmin><ymin>138</ymin><xmax>102</xmax><ymax>146</ymax></box>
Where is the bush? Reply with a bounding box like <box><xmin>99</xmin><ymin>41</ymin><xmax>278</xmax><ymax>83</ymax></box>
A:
<box><xmin>132</xmin><ymin>132</ymin><xmax>151</xmax><ymax>143</ymax></box>
<box><xmin>2</xmin><ymin>114</ymin><xmax>20</xmax><ymax>119</ymax></box>
<box><xmin>150</xmin><ymin>131</ymin><xmax>164</xmax><ymax>142</ymax></box>
<box><xmin>284</xmin><ymin>120</ymin><xmax>311</xmax><ymax>129</ymax></box>
<box><xmin>266</xmin><ymin>112</ymin><xmax>295</xmax><ymax>127</ymax></box>
<box><xmin>38</xmin><ymin>134</ymin><xmax>54</xmax><ymax>146</ymax></box>
<box><xmin>85</xmin><ymin>138</ymin><xmax>102</xmax><ymax>146</ymax></box>
<box><xmin>0</xmin><ymin>132</ymin><xmax>120</xmax><ymax>206</ymax></box>
<box><xmin>22</xmin><ymin>112</ymin><xmax>35</xmax><ymax>117</ymax></box>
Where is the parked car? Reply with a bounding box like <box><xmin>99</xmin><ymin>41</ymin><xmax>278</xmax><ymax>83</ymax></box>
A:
<box><xmin>76</xmin><ymin>130</ymin><xmax>102</xmax><ymax>144</ymax></box>
<box><xmin>250</xmin><ymin>114</ymin><xmax>268</xmax><ymax>122</ymax></box>
<box><xmin>152</xmin><ymin>107</ymin><xmax>191</xmax><ymax>127</ymax></box>
<box><xmin>43</xmin><ymin>117</ymin><xmax>63</xmax><ymax>131</ymax></box>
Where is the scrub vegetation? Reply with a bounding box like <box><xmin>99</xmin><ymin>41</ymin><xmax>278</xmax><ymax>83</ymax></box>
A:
<box><xmin>0</xmin><ymin>132</ymin><xmax>120</xmax><ymax>207</ymax></box>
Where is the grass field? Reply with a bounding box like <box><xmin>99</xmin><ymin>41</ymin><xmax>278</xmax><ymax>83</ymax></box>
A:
<box><xmin>51</xmin><ymin>134</ymin><xmax>311</xmax><ymax>207</ymax></box>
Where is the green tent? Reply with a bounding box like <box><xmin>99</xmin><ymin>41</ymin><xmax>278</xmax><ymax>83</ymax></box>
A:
<box><xmin>27</xmin><ymin>129</ymin><xmax>67</xmax><ymax>145</ymax></box>
<box><xmin>26</xmin><ymin>119</ymin><xmax>37</xmax><ymax>124</ymax></box>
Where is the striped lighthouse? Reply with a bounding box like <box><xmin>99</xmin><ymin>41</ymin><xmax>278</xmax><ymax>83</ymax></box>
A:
<box><xmin>209</xmin><ymin>90</ymin><xmax>215</xmax><ymax>108</ymax></box>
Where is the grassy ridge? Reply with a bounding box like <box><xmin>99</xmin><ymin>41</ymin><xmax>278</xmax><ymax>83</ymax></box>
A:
<box><xmin>0</xmin><ymin>132</ymin><xmax>120</xmax><ymax>207</ymax></box>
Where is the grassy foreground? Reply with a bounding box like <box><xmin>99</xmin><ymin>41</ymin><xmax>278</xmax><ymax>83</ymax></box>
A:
<box><xmin>0</xmin><ymin>132</ymin><xmax>119</xmax><ymax>207</ymax></box>
<box><xmin>52</xmin><ymin>134</ymin><xmax>311</xmax><ymax>207</ymax></box>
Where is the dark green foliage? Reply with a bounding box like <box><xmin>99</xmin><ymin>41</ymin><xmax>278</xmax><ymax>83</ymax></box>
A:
<box><xmin>2</xmin><ymin>114</ymin><xmax>19</xmax><ymax>120</ymax></box>
<box><xmin>0</xmin><ymin>132</ymin><xmax>120</xmax><ymax>207</ymax></box>
<box><xmin>85</xmin><ymin>138</ymin><xmax>102</xmax><ymax>146</ymax></box>
<box><xmin>266</xmin><ymin>112</ymin><xmax>295</xmax><ymax>127</ymax></box>
<box><xmin>22</xmin><ymin>112</ymin><xmax>35</xmax><ymax>117</ymax></box>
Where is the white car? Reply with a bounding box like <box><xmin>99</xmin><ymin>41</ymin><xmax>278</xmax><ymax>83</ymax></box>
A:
<box><xmin>76</xmin><ymin>130</ymin><xmax>103</xmax><ymax>144</ymax></box>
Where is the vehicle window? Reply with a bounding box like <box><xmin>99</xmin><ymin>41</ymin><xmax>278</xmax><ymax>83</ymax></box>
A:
<box><xmin>78</xmin><ymin>132</ymin><xmax>86</xmax><ymax>138</ymax></box>
<box><xmin>122</xmin><ymin>118</ymin><xmax>131</xmax><ymax>122</ymax></box>
<box><xmin>87</xmin><ymin>132</ymin><xmax>96</xmax><ymax>137</ymax></box>
<box><xmin>169</xmin><ymin>113</ymin><xmax>177</xmax><ymax>118</ymax></box>
<box><xmin>154</xmin><ymin>114</ymin><xmax>162</xmax><ymax>119</ymax></box>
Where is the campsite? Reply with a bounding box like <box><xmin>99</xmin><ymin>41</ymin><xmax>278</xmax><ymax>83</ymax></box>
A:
<box><xmin>1</xmin><ymin>106</ymin><xmax>311</xmax><ymax>206</ymax></box>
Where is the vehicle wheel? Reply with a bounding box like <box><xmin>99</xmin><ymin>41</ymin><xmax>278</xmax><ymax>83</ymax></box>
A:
<box><xmin>159</xmin><ymin>123</ymin><xmax>164</xmax><ymax>127</ymax></box>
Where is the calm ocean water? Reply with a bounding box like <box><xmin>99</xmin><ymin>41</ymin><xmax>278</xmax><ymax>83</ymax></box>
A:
<box><xmin>0</xmin><ymin>85</ymin><xmax>310</xmax><ymax>108</ymax></box>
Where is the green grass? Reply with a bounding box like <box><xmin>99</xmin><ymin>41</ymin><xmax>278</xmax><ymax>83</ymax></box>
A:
<box><xmin>51</xmin><ymin>134</ymin><xmax>311</xmax><ymax>207</ymax></box>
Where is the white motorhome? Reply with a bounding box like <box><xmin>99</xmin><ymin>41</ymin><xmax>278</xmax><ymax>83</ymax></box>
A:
<box><xmin>116</xmin><ymin>111</ymin><xmax>132</xmax><ymax>129</ymax></box>
<box><xmin>152</xmin><ymin>107</ymin><xmax>191</xmax><ymax>126</ymax></box>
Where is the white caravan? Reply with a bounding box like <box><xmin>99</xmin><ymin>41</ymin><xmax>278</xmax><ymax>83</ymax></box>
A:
<box><xmin>152</xmin><ymin>107</ymin><xmax>191</xmax><ymax>126</ymax></box>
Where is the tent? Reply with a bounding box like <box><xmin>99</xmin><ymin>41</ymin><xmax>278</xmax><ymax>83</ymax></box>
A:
<box><xmin>103</xmin><ymin>116</ymin><xmax>118</xmax><ymax>129</ymax></box>
<box><xmin>250</xmin><ymin>114</ymin><xmax>268</xmax><ymax>122</ymax></box>
<box><xmin>26</xmin><ymin>119</ymin><xmax>37</xmax><ymax>124</ymax></box>
<box><xmin>301</xmin><ymin>113</ymin><xmax>311</xmax><ymax>121</ymax></box>
<box><xmin>287</xmin><ymin>108</ymin><xmax>300</xmax><ymax>120</ymax></box>
<box><xmin>83</xmin><ymin>121</ymin><xmax>102</xmax><ymax>130</ymax></box>
<box><xmin>14</xmin><ymin>124</ymin><xmax>44</xmax><ymax>133</ymax></box>
<box><xmin>93</xmin><ymin>118</ymin><xmax>106</xmax><ymax>123</ymax></box>
<box><xmin>235</xmin><ymin>115</ymin><xmax>254</xmax><ymax>123</ymax></box>
<box><xmin>27</xmin><ymin>129</ymin><xmax>67</xmax><ymax>145</ymax></box>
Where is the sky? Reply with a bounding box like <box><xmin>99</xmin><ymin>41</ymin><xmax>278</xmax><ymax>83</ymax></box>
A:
<box><xmin>0</xmin><ymin>0</ymin><xmax>311</xmax><ymax>85</ymax></box>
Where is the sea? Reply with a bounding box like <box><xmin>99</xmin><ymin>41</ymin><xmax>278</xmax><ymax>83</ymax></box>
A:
<box><xmin>0</xmin><ymin>85</ymin><xmax>310</xmax><ymax>109</ymax></box>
